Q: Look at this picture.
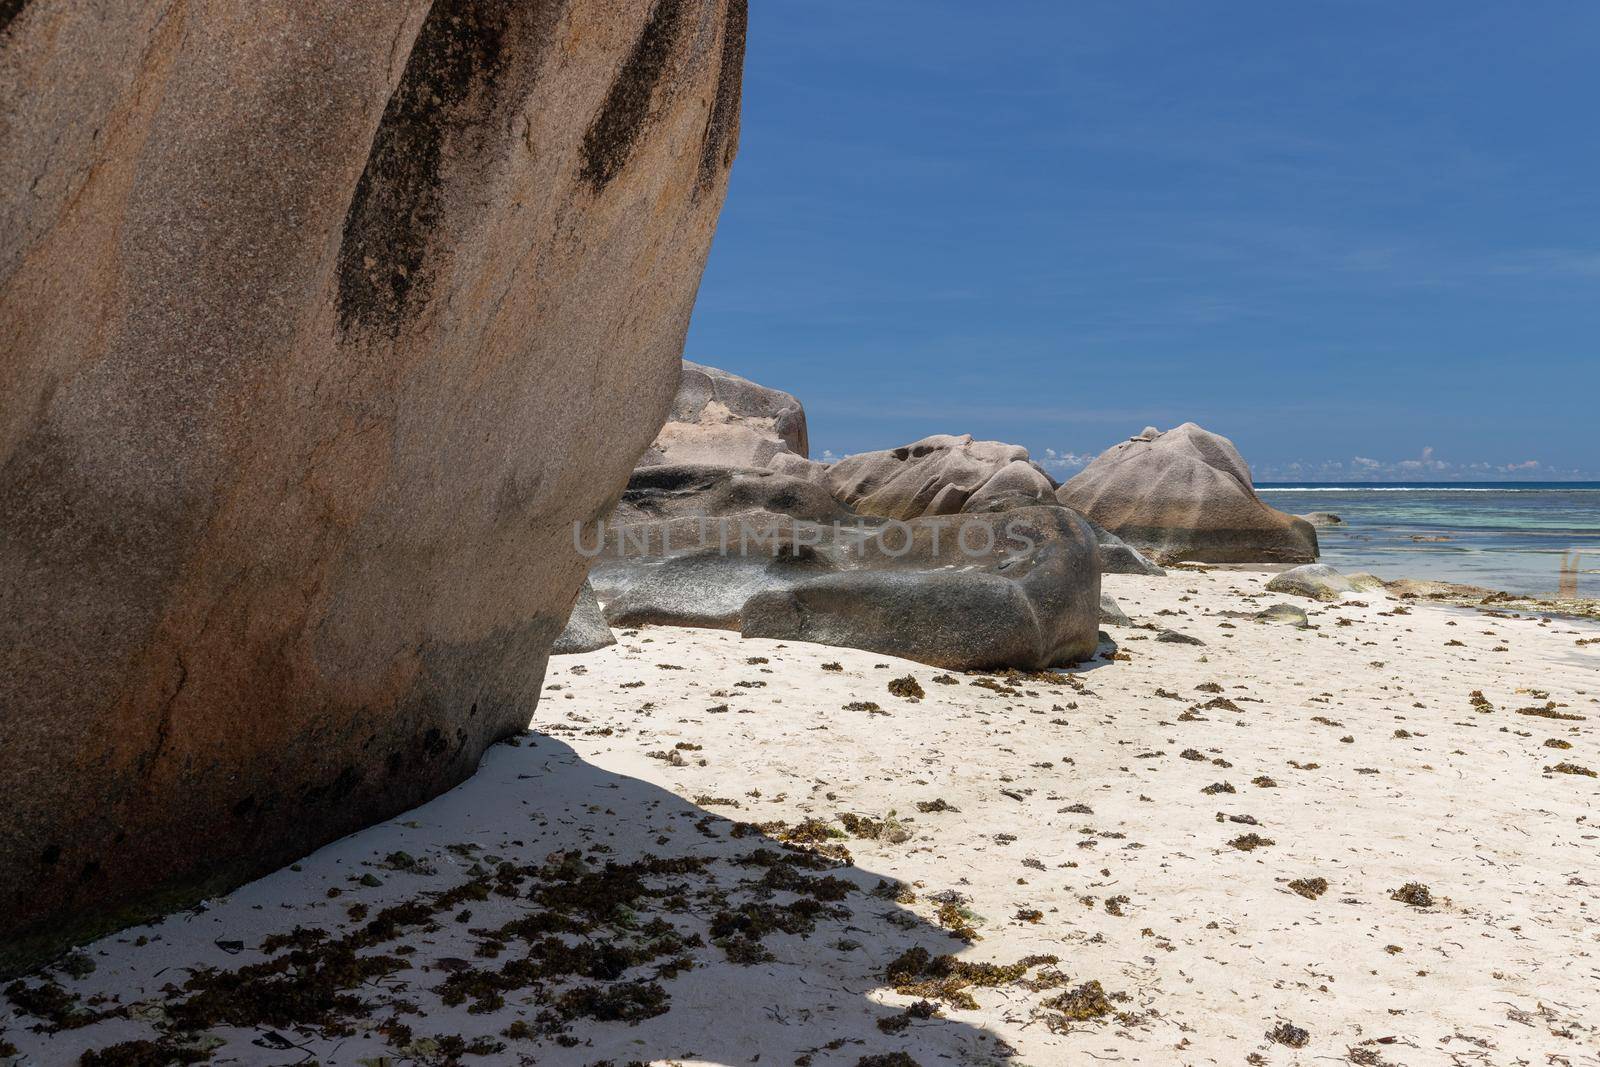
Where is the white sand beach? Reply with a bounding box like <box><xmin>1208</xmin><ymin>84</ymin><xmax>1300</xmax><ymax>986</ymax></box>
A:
<box><xmin>5</xmin><ymin>569</ymin><xmax>1598</xmax><ymax>1066</ymax></box>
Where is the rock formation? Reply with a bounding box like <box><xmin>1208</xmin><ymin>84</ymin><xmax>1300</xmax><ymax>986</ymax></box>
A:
<box><xmin>551</xmin><ymin>581</ymin><xmax>617</xmax><ymax>655</ymax></box>
<box><xmin>1059</xmin><ymin>423</ymin><xmax>1318</xmax><ymax>564</ymax></box>
<box><xmin>587</xmin><ymin>466</ymin><xmax>1101</xmax><ymax>670</ymax></box>
<box><xmin>638</xmin><ymin>359</ymin><xmax>809</xmax><ymax>468</ymax></box>
<box><xmin>1266</xmin><ymin>564</ymin><xmax>1360</xmax><ymax>602</ymax></box>
<box><xmin>824</xmin><ymin>434</ymin><xmax>1055</xmax><ymax>520</ymax></box>
<box><xmin>1082</xmin><ymin>518</ymin><xmax>1166</xmax><ymax>577</ymax></box>
<box><xmin>0</xmin><ymin>0</ymin><xmax>746</xmax><ymax>970</ymax></box>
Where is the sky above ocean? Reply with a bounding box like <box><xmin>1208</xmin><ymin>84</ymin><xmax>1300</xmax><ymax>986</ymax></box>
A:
<box><xmin>685</xmin><ymin>1</ymin><xmax>1600</xmax><ymax>482</ymax></box>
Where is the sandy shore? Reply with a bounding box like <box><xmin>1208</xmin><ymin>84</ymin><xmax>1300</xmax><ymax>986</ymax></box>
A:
<box><xmin>5</xmin><ymin>569</ymin><xmax>1598</xmax><ymax>1066</ymax></box>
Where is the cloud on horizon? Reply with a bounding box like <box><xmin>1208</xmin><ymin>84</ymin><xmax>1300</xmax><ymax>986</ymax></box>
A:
<box><xmin>1252</xmin><ymin>446</ymin><xmax>1579</xmax><ymax>482</ymax></box>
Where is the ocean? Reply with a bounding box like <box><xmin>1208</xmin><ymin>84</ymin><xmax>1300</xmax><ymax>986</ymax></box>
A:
<box><xmin>1254</xmin><ymin>482</ymin><xmax>1600</xmax><ymax>599</ymax></box>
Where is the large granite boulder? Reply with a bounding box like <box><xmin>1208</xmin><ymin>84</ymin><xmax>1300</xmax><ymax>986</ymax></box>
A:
<box><xmin>740</xmin><ymin>508</ymin><xmax>1100</xmax><ymax>668</ymax></box>
<box><xmin>961</xmin><ymin>459</ymin><xmax>1059</xmax><ymax>514</ymax></box>
<box><xmin>1058</xmin><ymin>423</ymin><xmax>1318</xmax><ymax>564</ymax></box>
<box><xmin>1266</xmin><ymin>564</ymin><xmax>1359</xmax><ymax>602</ymax></box>
<box><xmin>1083</xmin><ymin>518</ymin><xmax>1166</xmax><ymax>576</ymax></box>
<box><xmin>0</xmin><ymin>0</ymin><xmax>746</xmax><ymax>970</ymax></box>
<box><xmin>824</xmin><ymin>434</ymin><xmax>1054</xmax><ymax>520</ymax></box>
<box><xmin>613</xmin><ymin>463</ymin><xmax>849</xmax><ymax>526</ymax></box>
<box><xmin>638</xmin><ymin>360</ymin><xmax>808</xmax><ymax>468</ymax></box>
<box><xmin>588</xmin><ymin>465</ymin><xmax>1101</xmax><ymax>669</ymax></box>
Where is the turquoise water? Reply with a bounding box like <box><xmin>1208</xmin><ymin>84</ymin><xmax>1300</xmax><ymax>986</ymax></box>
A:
<box><xmin>1255</xmin><ymin>482</ymin><xmax>1600</xmax><ymax>598</ymax></box>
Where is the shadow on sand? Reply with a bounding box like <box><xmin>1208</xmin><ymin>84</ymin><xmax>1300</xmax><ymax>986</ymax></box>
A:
<box><xmin>2</xmin><ymin>732</ymin><xmax>1054</xmax><ymax>1065</ymax></box>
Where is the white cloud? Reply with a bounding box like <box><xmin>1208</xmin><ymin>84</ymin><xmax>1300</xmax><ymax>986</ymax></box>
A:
<box><xmin>1038</xmin><ymin>447</ymin><xmax>1095</xmax><ymax>475</ymax></box>
<box><xmin>1254</xmin><ymin>449</ymin><xmax>1560</xmax><ymax>482</ymax></box>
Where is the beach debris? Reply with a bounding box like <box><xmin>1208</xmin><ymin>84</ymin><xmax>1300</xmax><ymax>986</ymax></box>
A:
<box><xmin>1288</xmin><ymin>877</ymin><xmax>1328</xmax><ymax>899</ymax></box>
<box><xmin>1267</xmin><ymin>1021</ymin><xmax>1311</xmax><ymax>1047</ymax></box>
<box><xmin>888</xmin><ymin>675</ymin><xmax>925</xmax><ymax>700</ymax></box>
<box><xmin>1228</xmin><ymin>833</ymin><xmax>1274</xmax><ymax>851</ymax></box>
<box><xmin>1390</xmin><ymin>882</ymin><xmax>1434</xmax><ymax>907</ymax></box>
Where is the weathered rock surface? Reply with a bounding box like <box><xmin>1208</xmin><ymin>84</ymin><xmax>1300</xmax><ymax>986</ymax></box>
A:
<box><xmin>589</xmin><ymin>465</ymin><xmax>1101</xmax><ymax>669</ymax></box>
<box><xmin>1058</xmin><ymin>423</ymin><xmax>1318</xmax><ymax>564</ymax></box>
<box><xmin>960</xmin><ymin>459</ymin><xmax>1058</xmax><ymax>514</ymax></box>
<box><xmin>1084</xmin><ymin>518</ymin><xmax>1167</xmax><ymax>576</ymax></box>
<box><xmin>612</xmin><ymin>464</ymin><xmax>849</xmax><ymax>526</ymax></box>
<box><xmin>740</xmin><ymin>508</ymin><xmax>1101</xmax><ymax>669</ymax></box>
<box><xmin>824</xmin><ymin>434</ymin><xmax>1051</xmax><ymax>520</ymax></box>
<box><xmin>1099</xmin><ymin>593</ymin><xmax>1132</xmax><ymax>627</ymax></box>
<box><xmin>551</xmin><ymin>581</ymin><xmax>617</xmax><ymax>656</ymax></box>
<box><xmin>1266</xmin><ymin>564</ymin><xmax>1359</xmax><ymax>602</ymax></box>
<box><xmin>1254</xmin><ymin>603</ymin><xmax>1311</xmax><ymax>627</ymax></box>
<box><xmin>766</xmin><ymin>451</ymin><xmax>832</xmax><ymax>484</ymax></box>
<box><xmin>1301</xmin><ymin>512</ymin><xmax>1344</xmax><ymax>527</ymax></box>
<box><xmin>638</xmin><ymin>359</ymin><xmax>808</xmax><ymax>468</ymax></box>
<box><xmin>0</xmin><ymin>0</ymin><xmax>746</xmax><ymax>969</ymax></box>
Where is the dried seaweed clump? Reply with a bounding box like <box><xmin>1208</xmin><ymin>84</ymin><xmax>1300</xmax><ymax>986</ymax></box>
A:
<box><xmin>80</xmin><ymin>1040</ymin><xmax>212</xmax><ymax>1066</ymax></box>
<box><xmin>884</xmin><ymin>947</ymin><xmax>1059</xmax><ymax>1010</ymax></box>
<box><xmin>934</xmin><ymin>901</ymin><xmax>980</xmax><ymax>943</ymax></box>
<box><xmin>875</xmin><ymin>998</ymin><xmax>938</xmax><ymax>1033</ymax></box>
<box><xmin>1040</xmin><ymin>980</ymin><xmax>1123</xmax><ymax>1027</ymax></box>
<box><xmin>1546</xmin><ymin>761</ymin><xmax>1596</xmax><ymax>777</ymax></box>
<box><xmin>1390</xmin><ymin>882</ymin><xmax>1434</xmax><ymax>907</ymax></box>
<box><xmin>1228</xmin><ymin>833</ymin><xmax>1275</xmax><ymax>852</ymax></box>
<box><xmin>1287</xmin><ymin>877</ymin><xmax>1328</xmax><ymax>899</ymax></box>
<box><xmin>1267</xmin><ymin>1021</ymin><xmax>1311</xmax><ymax>1047</ymax></box>
<box><xmin>1516</xmin><ymin>703</ymin><xmax>1584</xmax><ymax>721</ymax></box>
<box><xmin>888</xmin><ymin>675</ymin><xmax>925</xmax><ymax>700</ymax></box>
<box><xmin>856</xmin><ymin>1054</ymin><xmax>923</xmax><ymax>1067</ymax></box>
<box><xmin>839</xmin><ymin>812</ymin><xmax>910</xmax><ymax>844</ymax></box>
<box><xmin>3</xmin><ymin>977</ymin><xmax>105</xmax><ymax>1030</ymax></box>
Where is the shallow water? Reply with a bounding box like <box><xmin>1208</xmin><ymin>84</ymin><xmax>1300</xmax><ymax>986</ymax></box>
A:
<box><xmin>1255</xmin><ymin>482</ymin><xmax>1600</xmax><ymax>598</ymax></box>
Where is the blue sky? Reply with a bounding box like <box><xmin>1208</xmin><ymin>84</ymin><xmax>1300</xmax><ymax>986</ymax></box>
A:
<box><xmin>684</xmin><ymin>1</ymin><xmax>1599</xmax><ymax>482</ymax></box>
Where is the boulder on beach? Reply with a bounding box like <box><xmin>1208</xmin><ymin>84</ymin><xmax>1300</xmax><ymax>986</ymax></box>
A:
<box><xmin>739</xmin><ymin>507</ymin><xmax>1101</xmax><ymax>669</ymax></box>
<box><xmin>1266</xmin><ymin>564</ymin><xmax>1359</xmax><ymax>602</ymax></box>
<box><xmin>551</xmin><ymin>581</ymin><xmax>617</xmax><ymax>656</ymax></box>
<box><xmin>1301</xmin><ymin>512</ymin><xmax>1344</xmax><ymax>527</ymax></box>
<box><xmin>0</xmin><ymin>0</ymin><xmax>746</xmax><ymax>970</ymax></box>
<box><xmin>1255</xmin><ymin>603</ymin><xmax>1311</xmax><ymax>627</ymax></box>
<box><xmin>960</xmin><ymin>459</ymin><xmax>1059</xmax><ymax>514</ymax></box>
<box><xmin>824</xmin><ymin>434</ymin><xmax>1052</xmax><ymax>520</ymax></box>
<box><xmin>589</xmin><ymin>468</ymin><xmax>1102</xmax><ymax>669</ymax></box>
<box><xmin>1058</xmin><ymin>423</ymin><xmax>1319</xmax><ymax>564</ymax></box>
<box><xmin>1099</xmin><ymin>593</ymin><xmax>1133</xmax><ymax>626</ymax></box>
<box><xmin>1083</xmin><ymin>518</ymin><xmax>1167</xmax><ymax>576</ymax></box>
<box><xmin>639</xmin><ymin>360</ymin><xmax>809</xmax><ymax>469</ymax></box>
<box><xmin>612</xmin><ymin>464</ymin><xmax>849</xmax><ymax>527</ymax></box>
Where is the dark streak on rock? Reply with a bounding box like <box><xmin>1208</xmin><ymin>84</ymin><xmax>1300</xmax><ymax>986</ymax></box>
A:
<box><xmin>0</xmin><ymin>0</ymin><xmax>29</xmax><ymax>38</ymax></box>
<box><xmin>580</xmin><ymin>0</ymin><xmax>688</xmax><ymax>191</ymax></box>
<box><xmin>697</xmin><ymin>0</ymin><xmax>746</xmax><ymax>192</ymax></box>
<box><xmin>337</xmin><ymin>0</ymin><xmax>554</xmax><ymax>333</ymax></box>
